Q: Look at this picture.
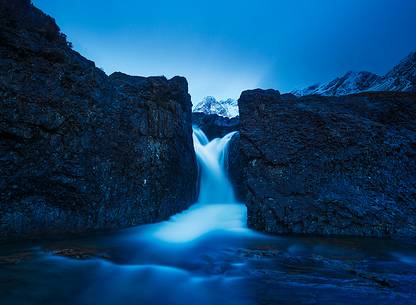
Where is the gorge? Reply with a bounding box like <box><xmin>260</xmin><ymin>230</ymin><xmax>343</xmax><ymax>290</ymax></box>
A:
<box><xmin>1</xmin><ymin>128</ymin><xmax>416</xmax><ymax>305</ymax></box>
<box><xmin>1</xmin><ymin>1</ymin><xmax>416</xmax><ymax>304</ymax></box>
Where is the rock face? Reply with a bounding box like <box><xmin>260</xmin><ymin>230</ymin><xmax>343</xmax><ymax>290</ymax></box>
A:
<box><xmin>236</xmin><ymin>89</ymin><xmax>416</xmax><ymax>238</ymax></box>
<box><xmin>227</xmin><ymin>132</ymin><xmax>245</xmax><ymax>201</ymax></box>
<box><xmin>0</xmin><ymin>0</ymin><xmax>197</xmax><ymax>240</ymax></box>
<box><xmin>293</xmin><ymin>51</ymin><xmax>416</xmax><ymax>96</ymax></box>
<box><xmin>192</xmin><ymin>112</ymin><xmax>239</xmax><ymax>140</ymax></box>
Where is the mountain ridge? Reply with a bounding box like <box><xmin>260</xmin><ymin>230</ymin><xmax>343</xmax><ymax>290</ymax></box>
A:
<box><xmin>293</xmin><ymin>51</ymin><xmax>416</xmax><ymax>96</ymax></box>
<box><xmin>193</xmin><ymin>96</ymin><xmax>238</xmax><ymax>118</ymax></box>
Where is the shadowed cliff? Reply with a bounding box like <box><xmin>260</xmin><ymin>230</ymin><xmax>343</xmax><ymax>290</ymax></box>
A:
<box><xmin>230</xmin><ymin>89</ymin><xmax>416</xmax><ymax>238</ymax></box>
<box><xmin>0</xmin><ymin>0</ymin><xmax>197</xmax><ymax>241</ymax></box>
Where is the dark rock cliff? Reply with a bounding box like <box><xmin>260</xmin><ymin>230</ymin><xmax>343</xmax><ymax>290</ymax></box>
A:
<box><xmin>234</xmin><ymin>89</ymin><xmax>416</xmax><ymax>238</ymax></box>
<box><xmin>227</xmin><ymin>132</ymin><xmax>245</xmax><ymax>201</ymax></box>
<box><xmin>192</xmin><ymin>112</ymin><xmax>239</xmax><ymax>140</ymax></box>
<box><xmin>0</xmin><ymin>0</ymin><xmax>197</xmax><ymax>240</ymax></box>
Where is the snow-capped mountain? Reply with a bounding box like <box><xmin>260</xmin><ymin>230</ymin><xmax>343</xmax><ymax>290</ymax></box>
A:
<box><xmin>292</xmin><ymin>71</ymin><xmax>380</xmax><ymax>96</ymax></box>
<box><xmin>368</xmin><ymin>51</ymin><xmax>416</xmax><ymax>92</ymax></box>
<box><xmin>292</xmin><ymin>51</ymin><xmax>416</xmax><ymax>96</ymax></box>
<box><xmin>292</xmin><ymin>71</ymin><xmax>381</xmax><ymax>96</ymax></box>
<box><xmin>193</xmin><ymin>96</ymin><xmax>239</xmax><ymax>118</ymax></box>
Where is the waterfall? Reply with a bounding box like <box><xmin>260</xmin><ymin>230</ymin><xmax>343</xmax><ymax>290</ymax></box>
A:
<box><xmin>152</xmin><ymin>127</ymin><xmax>248</xmax><ymax>243</ymax></box>
<box><xmin>193</xmin><ymin>128</ymin><xmax>237</xmax><ymax>204</ymax></box>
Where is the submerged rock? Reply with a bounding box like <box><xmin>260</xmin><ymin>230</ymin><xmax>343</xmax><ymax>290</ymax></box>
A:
<box><xmin>46</xmin><ymin>247</ymin><xmax>111</xmax><ymax>260</ymax></box>
<box><xmin>0</xmin><ymin>0</ymin><xmax>197</xmax><ymax>241</ymax></box>
<box><xmin>235</xmin><ymin>89</ymin><xmax>416</xmax><ymax>238</ymax></box>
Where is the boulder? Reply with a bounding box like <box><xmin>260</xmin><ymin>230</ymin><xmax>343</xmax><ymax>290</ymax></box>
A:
<box><xmin>236</xmin><ymin>89</ymin><xmax>416</xmax><ymax>238</ymax></box>
<box><xmin>0</xmin><ymin>0</ymin><xmax>197</xmax><ymax>240</ymax></box>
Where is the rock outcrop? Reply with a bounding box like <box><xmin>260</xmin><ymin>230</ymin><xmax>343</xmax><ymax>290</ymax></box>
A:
<box><xmin>0</xmin><ymin>0</ymin><xmax>197</xmax><ymax>240</ymax></box>
<box><xmin>192</xmin><ymin>112</ymin><xmax>239</xmax><ymax>140</ymax></box>
<box><xmin>235</xmin><ymin>89</ymin><xmax>416</xmax><ymax>238</ymax></box>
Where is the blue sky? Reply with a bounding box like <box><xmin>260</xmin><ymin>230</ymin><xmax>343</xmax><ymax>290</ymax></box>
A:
<box><xmin>33</xmin><ymin>0</ymin><xmax>416</xmax><ymax>103</ymax></box>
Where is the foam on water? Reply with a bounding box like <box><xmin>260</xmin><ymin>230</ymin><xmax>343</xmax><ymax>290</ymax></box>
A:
<box><xmin>152</xmin><ymin>127</ymin><xmax>248</xmax><ymax>243</ymax></box>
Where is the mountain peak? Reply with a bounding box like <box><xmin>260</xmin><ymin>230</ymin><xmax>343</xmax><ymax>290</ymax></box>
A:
<box><xmin>368</xmin><ymin>51</ymin><xmax>416</xmax><ymax>92</ymax></box>
<box><xmin>193</xmin><ymin>96</ymin><xmax>238</xmax><ymax>118</ymax></box>
<box><xmin>293</xmin><ymin>50</ymin><xmax>416</xmax><ymax>96</ymax></box>
<box><xmin>292</xmin><ymin>71</ymin><xmax>381</xmax><ymax>96</ymax></box>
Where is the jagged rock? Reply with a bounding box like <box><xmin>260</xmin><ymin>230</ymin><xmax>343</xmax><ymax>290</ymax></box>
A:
<box><xmin>192</xmin><ymin>112</ymin><xmax>239</xmax><ymax>140</ymax></box>
<box><xmin>0</xmin><ymin>0</ymin><xmax>197</xmax><ymax>241</ymax></box>
<box><xmin>235</xmin><ymin>89</ymin><xmax>416</xmax><ymax>238</ymax></box>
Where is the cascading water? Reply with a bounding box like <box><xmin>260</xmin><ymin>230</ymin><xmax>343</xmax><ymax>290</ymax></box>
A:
<box><xmin>193</xmin><ymin>127</ymin><xmax>236</xmax><ymax>204</ymax></box>
<box><xmin>152</xmin><ymin>126</ymin><xmax>248</xmax><ymax>243</ymax></box>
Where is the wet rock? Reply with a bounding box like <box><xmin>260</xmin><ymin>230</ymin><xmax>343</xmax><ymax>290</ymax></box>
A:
<box><xmin>236</xmin><ymin>89</ymin><xmax>416</xmax><ymax>238</ymax></box>
<box><xmin>46</xmin><ymin>247</ymin><xmax>110</xmax><ymax>260</ymax></box>
<box><xmin>232</xmin><ymin>237</ymin><xmax>416</xmax><ymax>304</ymax></box>
<box><xmin>348</xmin><ymin>269</ymin><xmax>394</xmax><ymax>288</ymax></box>
<box><xmin>0</xmin><ymin>252</ymin><xmax>33</xmax><ymax>265</ymax></box>
<box><xmin>0</xmin><ymin>0</ymin><xmax>197</xmax><ymax>241</ymax></box>
<box><xmin>227</xmin><ymin>132</ymin><xmax>246</xmax><ymax>201</ymax></box>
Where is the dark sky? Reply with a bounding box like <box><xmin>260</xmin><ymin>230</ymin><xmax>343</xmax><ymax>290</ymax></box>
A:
<box><xmin>33</xmin><ymin>0</ymin><xmax>416</xmax><ymax>103</ymax></box>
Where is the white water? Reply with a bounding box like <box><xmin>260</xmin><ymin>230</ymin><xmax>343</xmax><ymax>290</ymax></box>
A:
<box><xmin>152</xmin><ymin>127</ymin><xmax>248</xmax><ymax>243</ymax></box>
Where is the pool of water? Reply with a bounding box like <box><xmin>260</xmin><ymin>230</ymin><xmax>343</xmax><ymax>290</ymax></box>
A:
<box><xmin>1</xmin><ymin>222</ymin><xmax>416</xmax><ymax>305</ymax></box>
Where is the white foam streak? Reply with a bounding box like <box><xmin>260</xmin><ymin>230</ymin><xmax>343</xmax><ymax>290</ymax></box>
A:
<box><xmin>153</xmin><ymin>127</ymin><xmax>247</xmax><ymax>243</ymax></box>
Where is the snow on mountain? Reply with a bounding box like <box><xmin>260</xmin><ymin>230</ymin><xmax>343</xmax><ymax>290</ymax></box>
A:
<box><xmin>368</xmin><ymin>51</ymin><xmax>416</xmax><ymax>92</ymax></box>
<box><xmin>193</xmin><ymin>96</ymin><xmax>239</xmax><ymax>118</ymax></box>
<box><xmin>292</xmin><ymin>71</ymin><xmax>380</xmax><ymax>96</ymax></box>
<box><xmin>220</xmin><ymin>98</ymin><xmax>239</xmax><ymax>118</ymax></box>
<box><xmin>292</xmin><ymin>51</ymin><xmax>416</xmax><ymax>96</ymax></box>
